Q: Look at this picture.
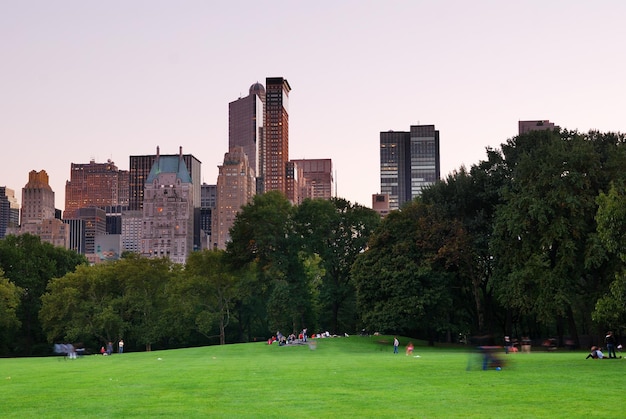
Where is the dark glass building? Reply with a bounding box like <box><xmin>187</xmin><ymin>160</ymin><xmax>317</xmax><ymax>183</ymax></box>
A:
<box><xmin>380</xmin><ymin>124</ymin><xmax>440</xmax><ymax>210</ymax></box>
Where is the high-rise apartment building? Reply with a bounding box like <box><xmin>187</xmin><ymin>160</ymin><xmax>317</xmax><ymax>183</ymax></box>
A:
<box><xmin>212</xmin><ymin>147</ymin><xmax>256</xmax><ymax>250</ymax></box>
<box><xmin>21</xmin><ymin>170</ymin><xmax>56</xmax><ymax>224</ymax></box>
<box><xmin>229</xmin><ymin>82</ymin><xmax>265</xmax><ymax>190</ymax></box>
<box><xmin>263</xmin><ymin>77</ymin><xmax>291</xmax><ymax>195</ymax></box>
<box><xmin>200</xmin><ymin>183</ymin><xmax>217</xmax><ymax>249</ymax></box>
<box><xmin>380</xmin><ymin>124</ymin><xmax>440</xmax><ymax>210</ymax></box>
<box><xmin>0</xmin><ymin>187</ymin><xmax>20</xmax><ymax>238</ymax></box>
<box><xmin>518</xmin><ymin>120</ymin><xmax>558</xmax><ymax>135</ymax></box>
<box><xmin>64</xmin><ymin>159</ymin><xmax>129</xmax><ymax>219</ymax></box>
<box><xmin>290</xmin><ymin>159</ymin><xmax>334</xmax><ymax>204</ymax></box>
<box><xmin>129</xmin><ymin>148</ymin><xmax>201</xmax><ymax>251</ymax></box>
<box><xmin>141</xmin><ymin>149</ymin><xmax>194</xmax><ymax>263</ymax></box>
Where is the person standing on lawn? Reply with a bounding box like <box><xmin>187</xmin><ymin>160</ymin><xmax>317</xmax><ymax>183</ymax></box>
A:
<box><xmin>393</xmin><ymin>337</ymin><xmax>399</xmax><ymax>354</ymax></box>
<box><xmin>605</xmin><ymin>332</ymin><xmax>616</xmax><ymax>358</ymax></box>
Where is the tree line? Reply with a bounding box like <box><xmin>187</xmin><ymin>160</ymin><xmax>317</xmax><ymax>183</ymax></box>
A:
<box><xmin>2</xmin><ymin>128</ymin><xmax>626</xmax><ymax>355</ymax></box>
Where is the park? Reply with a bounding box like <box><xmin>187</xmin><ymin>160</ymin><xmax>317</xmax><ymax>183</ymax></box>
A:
<box><xmin>1</xmin><ymin>335</ymin><xmax>624</xmax><ymax>418</ymax></box>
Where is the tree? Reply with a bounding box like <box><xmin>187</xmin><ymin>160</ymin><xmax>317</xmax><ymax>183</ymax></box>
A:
<box><xmin>491</xmin><ymin>129</ymin><xmax>626</xmax><ymax>345</ymax></box>
<box><xmin>293</xmin><ymin>198</ymin><xmax>380</xmax><ymax>333</ymax></box>
<box><xmin>121</xmin><ymin>255</ymin><xmax>176</xmax><ymax>351</ymax></box>
<box><xmin>0</xmin><ymin>268</ymin><xmax>22</xmax><ymax>355</ymax></box>
<box><xmin>593</xmin><ymin>182</ymin><xmax>626</xmax><ymax>328</ymax></box>
<box><xmin>40</xmin><ymin>262</ymin><xmax>126</xmax><ymax>346</ymax></box>
<box><xmin>226</xmin><ymin>191</ymin><xmax>313</xmax><ymax>336</ymax></box>
<box><xmin>421</xmin><ymin>154</ymin><xmax>508</xmax><ymax>336</ymax></box>
<box><xmin>183</xmin><ymin>249</ymin><xmax>241</xmax><ymax>345</ymax></box>
<box><xmin>0</xmin><ymin>234</ymin><xmax>87</xmax><ymax>355</ymax></box>
<box><xmin>352</xmin><ymin>201</ymin><xmax>469</xmax><ymax>343</ymax></box>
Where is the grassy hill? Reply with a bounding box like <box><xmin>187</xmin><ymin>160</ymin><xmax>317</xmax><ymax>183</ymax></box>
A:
<box><xmin>1</xmin><ymin>336</ymin><xmax>623</xmax><ymax>418</ymax></box>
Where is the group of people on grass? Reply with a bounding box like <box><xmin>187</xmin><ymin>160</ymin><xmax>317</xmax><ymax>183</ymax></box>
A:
<box><xmin>268</xmin><ymin>329</ymin><xmax>308</xmax><ymax>346</ymax></box>
<box><xmin>99</xmin><ymin>339</ymin><xmax>124</xmax><ymax>355</ymax></box>
<box><xmin>586</xmin><ymin>331</ymin><xmax>622</xmax><ymax>359</ymax></box>
<box><xmin>268</xmin><ymin>328</ymin><xmax>352</xmax><ymax>346</ymax></box>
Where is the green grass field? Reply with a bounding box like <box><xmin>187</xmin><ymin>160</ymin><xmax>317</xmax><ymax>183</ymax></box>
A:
<box><xmin>1</xmin><ymin>336</ymin><xmax>624</xmax><ymax>418</ymax></box>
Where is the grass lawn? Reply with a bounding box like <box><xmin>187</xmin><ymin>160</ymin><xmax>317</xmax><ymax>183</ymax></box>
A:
<box><xmin>1</xmin><ymin>336</ymin><xmax>624</xmax><ymax>418</ymax></box>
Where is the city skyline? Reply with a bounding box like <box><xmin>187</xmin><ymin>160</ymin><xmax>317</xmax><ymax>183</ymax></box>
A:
<box><xmin>2</xmin><ymin>1</ymin><xmax>625</xmax><ymax>210</ymax></box>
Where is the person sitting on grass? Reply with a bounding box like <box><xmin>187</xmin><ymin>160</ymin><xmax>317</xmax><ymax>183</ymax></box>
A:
<box><xmin>586</xmin><ymin>346</ymin><xmax>606</xmax><ymax>359</ymax></box>
<box><xmin>406</xmin><ymin>342</ymin><xmax>414</xmax><ymax>356</ymax></box>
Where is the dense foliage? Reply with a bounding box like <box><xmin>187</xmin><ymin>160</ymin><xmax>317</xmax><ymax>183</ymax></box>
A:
<box><xmin>3</xmin><ymin>128</ymin><xmax>626</xmax><ymax>354</ymax></box>
<box><xmin>352</xmin><ymin>129</ymin><xmax>626</xmax><ymax>346</ymax></box>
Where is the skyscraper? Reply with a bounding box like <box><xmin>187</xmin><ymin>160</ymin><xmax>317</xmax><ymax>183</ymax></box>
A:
<box><xmin>141</xmin><ymin>148</ymin><xmax>195</xmax><ymax>263</ymax></box>
<box><xmin>380</xmin><ymin>124</ymin><xmax>440</xmax><ymax>210</ymax></box>
<box><xmin>263</xmin><ymin>77</ymin><xmax>291</xmax><ymax>195</ymax></box>
<box><xmin>21</xmin><ymin>170</ymin><xmax>56</xmax><ymax>224</ymax></box>
<box><xmin>229</xmin><ymin>82</ymin><xmax>265</xmax><ymax>190</ymax></box>
<box><xmin>212</xmin><ymin>147</ymin><xmax>256</xmax><ymax>250</ymax></box>
<box><xmin>64</xmin><ymin>159</ymin><xmax>129</xmax><ymax>219</ymax></box>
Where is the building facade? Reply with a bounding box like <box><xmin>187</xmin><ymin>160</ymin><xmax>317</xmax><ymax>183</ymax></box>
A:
<box><xmin>263</xmin><ymin>77</ymin><xmax>291</xmax><ymax>195</ymax></box>
<box><xmin>20</xmin><ymin>218</ymin><xmax>70</xmax><ymax>249</ymax></box>
<box><xmin>63</xmin><ymin>218</ymin><xmax>86</xmax><ymax>254</ymax></box>
<box><xmin>372</xmin><ymin>193</ymin><xmax>391</xmax><ymax>218</ymax></box>
<box><xmin>21</xmin><ymin>170</ymin><xmax>56</xmax><ymax>225</ymax></box>
<box><xmin>129</xmin><ymin>147</ymin><xmax>201</xmax><ymax>251</ymax></box>
<box><xmin>64</xmin><ymin>159</ymin><xmax>129</xmax><ymax>219</ymax></box>
<box><xmin>140</xmin><ymin>150</ymin><xmax>194</xmax><ymax>264</ymax></box>
<box><xmin>76</xmin><ymin>207</ymin><xmax>107</xmax><ymax>255</ymax></box>
<box><xmin>518</xmin><ymin>120</ymin><xmax>558</xmax><ymax>134</ymax></box>
<box><xmin>0</xmin><ymin>187</ymin><xmax>20</xmax><ymax>238</ymax></box>
<box><xmin>380</xmin><ymin>124</ymin><xmax>440</xmax><ymax>210</ymax></box>
<box><xmin>229</xmin><ymin>82</ymin><xmax>265</xmax><ymax>189</ymax></box>
<box><xmin>200</xmin><ymin>183</ymin><xmax>217</xmax><ymax>249</ymax></box>
<box><xmin>212</xmin><ymin>147</ymin><xmax>256</xmax><ymax>250</ymax></box>
<box><xmin>121</xmin><ymin>210</ymin><xmax>142</xmax><ymax>254</ymax></box>
<box><xmin>290</xmin><ymin>159</ymin><xmax>334</xmax><ymax>204</ymax></box>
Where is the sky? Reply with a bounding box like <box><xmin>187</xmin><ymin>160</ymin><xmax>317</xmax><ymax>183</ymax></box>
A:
<box><xmin>2</xmin><ymin>1</ymin><xmax>625</xmax><ymax>210</ymax></box>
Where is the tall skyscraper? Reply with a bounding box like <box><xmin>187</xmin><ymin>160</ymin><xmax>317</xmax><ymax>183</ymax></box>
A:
<box><xmin>64</xmin><ymin>159</ymin><xmax>129</xmax><ymax>219</ymax></box>
<box><xmin>229</xmin><ymin>82</ymin><xmax>265</xmax><ymax>190</ymax></box>
<box><xmin>141</xmin><ymin>148</ymin><xmax>195</xmax><ymax>263</ymax></box>
<box><xmin>0</xmin><ymin>187</ymin><xmax>19</xmax><ymax>238</ymax></box>
<box><xmin>518</xmin><ymin>120</ymin><xmax>558</xmax><ymax>134</ymax></box>
<box><xmin>21</xmin><ymin>170</ymin><xmax>56</xmax><ymax>224</ymax></box>
<box><xmin>263</xmin><ymin>77</ymin><xmax>291</xmax><ymax>195</ymax></box>
<box><xmin>380</xmin><ymin>124</ymin><xmax>440</xmax><ymax>210</ymax></box>
<box><xmin>212</xmin><ymin>147</ymin><xmax>256</xmax><ymax>250</ymax></box>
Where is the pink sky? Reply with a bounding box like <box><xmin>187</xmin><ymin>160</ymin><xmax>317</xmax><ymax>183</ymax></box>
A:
<box><xmin>2</xmin><ymin>1</ymin><xmax>625</xmax><ymax>209</ymax></box>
